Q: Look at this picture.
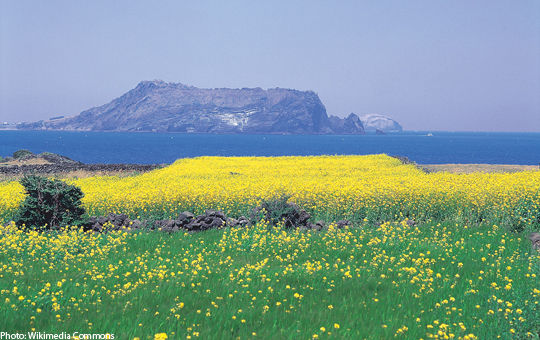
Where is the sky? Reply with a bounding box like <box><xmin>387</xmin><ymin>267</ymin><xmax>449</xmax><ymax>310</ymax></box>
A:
<box><xmin>1</xmin><ymin>1</ymin><xmax>539</xmax><ymax>132</ymax></box>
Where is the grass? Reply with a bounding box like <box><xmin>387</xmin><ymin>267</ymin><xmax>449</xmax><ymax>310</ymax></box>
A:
<box><xmin>0</xmin><ymin>221</ymin><xmax>538</xmax><ymax>339</ymax></box>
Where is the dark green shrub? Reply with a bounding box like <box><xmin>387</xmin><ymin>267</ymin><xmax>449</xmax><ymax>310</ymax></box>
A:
<box><xmin>13</xmin><ymin>149</ymin><xmax>33</xmax><ymax>159</ymax></box>
<box><xmin>15</xmin><ymin>175</ymin><xmax>85</xmax><ymax>230</ymax></box>
<box><xmin>255</xmin><ymin>195</ymin><xmax>310</xmax><ymax>229</ymax></box>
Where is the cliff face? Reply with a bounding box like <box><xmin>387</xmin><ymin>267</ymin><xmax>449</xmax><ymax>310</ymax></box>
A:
<box><xmin>360</xmin><ymin>114</ymin><xmax>403</xmax><ymax>132</ymax></box>
<box><xmin>18</xmin><ymin>80</ymin><xmax>365</xmax><ymax>134</ymax></box>
<box><xmin>328</xmin><ymin>113</ymin><xmax>365</xmax><ymax>134</ymax></box>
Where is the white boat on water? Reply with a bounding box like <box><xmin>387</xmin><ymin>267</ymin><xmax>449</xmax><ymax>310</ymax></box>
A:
<box><xmin>427</xmin><ymin>133</ymin><xmax>433</xmax><ymax>136</ymax></box>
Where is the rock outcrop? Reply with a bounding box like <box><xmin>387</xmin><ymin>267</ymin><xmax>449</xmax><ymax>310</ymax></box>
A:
<box><xmin>82</xmin><ymin>205</ymin><xmax>348</xmax><ymax>234</ymax></box>
<box><xmin>359</xmin><ymin>114</ymin><xmax>403</xmax><ymax>132</ymax></box>
<box><xmin>0</xmin><ymin>151</ymin><xmax>161</xmax><ymax>175</ymax></box>
<box><xmin>328</xmin><ymin>113</ymin><xmax>365</xmax><ymax>134</ymax></box>
<box><xmin>18</xmin><ymin>80</ymin><xmax>365</xmax><ymax>135</ymax></box>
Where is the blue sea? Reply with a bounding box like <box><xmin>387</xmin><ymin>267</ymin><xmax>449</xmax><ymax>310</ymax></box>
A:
<box><xmin>1</xmin><ymin>130</ymin><xmax>540</xmax><ymax>165</ymax></box>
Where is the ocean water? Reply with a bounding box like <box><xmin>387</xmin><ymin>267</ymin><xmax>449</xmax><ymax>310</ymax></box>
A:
<box><xmin>1</xmin><ymin>130</ymin><xmax>540</xmax><ymax>165</ymax></box>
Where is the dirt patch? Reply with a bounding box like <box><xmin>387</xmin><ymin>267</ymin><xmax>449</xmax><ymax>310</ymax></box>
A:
<box><xmin>0</xmin><ymin>157</ymin><xmax>52</xmax><ymax>166</ymax></box>
<box><xmin>421</xmin><ymin>164</ymin><xmax>539</xmax><ymax>174</ymax></box>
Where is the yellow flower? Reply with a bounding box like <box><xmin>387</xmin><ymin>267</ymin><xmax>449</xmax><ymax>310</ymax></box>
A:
<box><xmin>154</xmin><ymin>333</ymin><xmax>167</xmax><ymax>340</ymax></box>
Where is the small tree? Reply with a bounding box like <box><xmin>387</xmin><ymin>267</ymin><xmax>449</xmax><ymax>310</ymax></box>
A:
<box><xmin>15</xmin><ymin>175</ymin><xmax>85</xmax><ymax>230</ymax></box>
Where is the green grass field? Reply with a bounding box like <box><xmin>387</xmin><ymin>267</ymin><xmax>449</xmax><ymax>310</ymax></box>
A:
<box><xmin>1</xmin><ymin>220</ymin><xmax>538</xmax><ymax>339</ymax></box>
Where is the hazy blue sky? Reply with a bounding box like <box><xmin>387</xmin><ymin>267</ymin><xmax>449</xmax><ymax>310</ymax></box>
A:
<box><xmin>1</xmin><ymin>0</ymin><xmax>539</xmax><ymax>131</ymax></box>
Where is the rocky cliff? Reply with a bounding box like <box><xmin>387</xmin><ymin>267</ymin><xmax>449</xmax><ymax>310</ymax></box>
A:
<box><xmin>328</xmin><ymin>113</ymin><xmax>365</xmax><ymax>134</ymax></box>
<box><xmin>18</xmin><ymin>80</ymin><xmax>365</xmax><ymax>134</ymax></box>
<box><xmin>359</xmin><ymin>114</ymin><xmax>403</xmax><ymax>132</ymax></box>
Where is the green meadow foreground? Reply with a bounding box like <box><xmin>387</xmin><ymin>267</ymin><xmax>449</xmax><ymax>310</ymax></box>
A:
<box><xmin>0</xmin><ymin>155</ymin><xmax>538</xmax><ymax>339</ymax></box>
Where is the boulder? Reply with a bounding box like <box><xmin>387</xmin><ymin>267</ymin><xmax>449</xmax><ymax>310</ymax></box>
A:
<box><xmin>237</xmin><ymin>216</ymin><xmax>249</xmax><ymax>226</ymax></box>
<box><xmin>184</xmin><ymin>210</ymin><xmax>227</xmax><ymax>231</ymax></box>
<box><xmin>178</xmin><ymin>211</ymin><xmax>195</xmax><ymax>222</ymax></box>
<box><xmin>336</xmin><ymin>220</ymin><xmax>351</xmax><ymax>228</ymax></box>
<box><xmin>306</xmin><ymin>220</ymin><xmax>325</xmax><ymax>231</ymax></box>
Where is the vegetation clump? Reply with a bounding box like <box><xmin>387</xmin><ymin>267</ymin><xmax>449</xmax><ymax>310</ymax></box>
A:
<box><xmin>12</xmin><ymin>149</ymin><xmax>33</xmax><ymax>159</ymax></box>
<box><xmin>256</xmin><ymin>195</ymin><xmax>311</xmax><ymax>228</ymax></box>
<box><xmin>14</xmin><ymin>175</ymin><xmax>85</xmax><ymax>230</ymax></box>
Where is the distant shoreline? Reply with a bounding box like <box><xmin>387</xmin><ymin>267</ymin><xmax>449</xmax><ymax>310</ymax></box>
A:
<box><xmin>421</xmin><ymin>163</ymin><xmax>539</xmax><ymax>173</ymax></box>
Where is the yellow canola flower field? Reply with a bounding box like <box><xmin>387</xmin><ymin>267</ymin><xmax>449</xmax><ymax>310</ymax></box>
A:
<box><xmin>0</xmin><ymin>154</ymin><xmax>539</xmax><ymax>224</ymax></box>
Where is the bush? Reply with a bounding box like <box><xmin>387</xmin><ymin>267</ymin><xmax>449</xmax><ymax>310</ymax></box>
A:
<box><xmin>255</xmin><ymin>195</ymin><xmax>310</xmax><ymax>229</ymax></box>
<box><xmin>15</xmin><ymin>175</ymin><xmax>85</xmax><ymax>230</ymax></box>
<box><xmin>13</xmin><ymin>149</ymin><xmax>33</xmax><ymax>159</ymax></box>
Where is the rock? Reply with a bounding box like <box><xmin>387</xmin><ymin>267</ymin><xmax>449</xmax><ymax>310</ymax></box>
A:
<box><xmin>130</xmin><ymin>219</ymin><xmax>142</xmax><ymax>229</ymax></box>
<box><xmin>307</xmin><ymin>220</ymin><xmax>325</xmax><ymax>231</ymax></box>
<box><xmin>178</xmin><ymin>211</ymin><xmax>195</xmax><ymax>222</ymax></box>
<box><xmin>227</xmin><ymin>216</ymin><xmax>249</xmax><ymax>227</ymax></box>
<box><xmin>92</xmin><ymin>222</ymin><xmax>103</xmax><ymax>232</ymax></box>
<box><xmin>86</xmin><ymin>214</ymin><xmax>143</xmax><ymax>232</ymax></box>
<box><xmin>184</xmin><ymin>220</ymin><xmax>201</xmax><ymax>231</ymax></box>
<box><xmin>154</xmin><ymin>219</ymin><xmax>173</xmax><ymax>232</ymax></box>
<box><xmin>226</xmin><ymin>217</ymin><xmax>239</xmax><ymax>227</ymax></box>
<box><xmin>171</xmin><ymin>219</ymin><xmax>183</xmax><ymax>228</ymax></box>
<box><xmin>163</xmin><ymin>220</ymin><xmax>176</xmax><ymax>230</ymax></box>
<box><xmin>209</xmin><ymin>218</ymin><xmax>225</xmax><ymax>229</ymax></box>
<box><xmin>205</xmin><ymin>210</ymin><xmax>226</xmax><ymax>219</ymax></box>
<box><xmin>82</xmin><ymin>210</ymin><xmax>355</xmax><ymax>234</ymax></box>
<box><xmin>237</xmin><ymin>216</ymin><xmax>249</xmax><ymax>226</ymax></box>
<box><xmin>328</xmin><ymin>113</ymin><xmax>365</xmax><ymax>134</ymax></box>
<box><xmin>107</xmin><ymin>213</ymin><xmax>127</xmax><ymax>226</ymax></box>
<box><xmin>336</xmin><ymin>220</ymin><xmax>351</xmax><ymax>228</ymax></box>
<box><xmin>297</xmin><ymin>209</ymin><xmax>311</xmax><ymax>225</ymax></box>
<box><xmin>530</xmin><ymin>232</ymin><xmax>540</xmax><ymax>251</ymax></box>
<box><xmin>359</xmin><ymin>113</ymin><xmax>403</xmax><ymax>133</ymax></box>
<box><xmin>183</xmin><ymin>211</ymin><xmax>227</xmax><ymax>231</ymax></box>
